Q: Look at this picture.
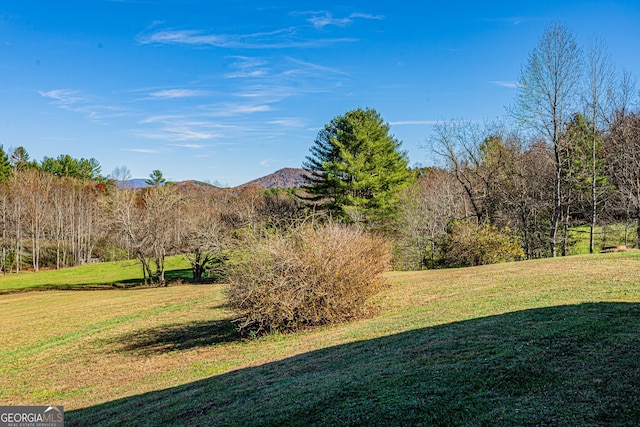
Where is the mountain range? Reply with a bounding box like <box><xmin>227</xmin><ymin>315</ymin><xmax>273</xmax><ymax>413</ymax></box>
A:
<box><xmin>121</xmin><ymin>168</ymin><xmax>311</xmax><ymax>190</ymax></box>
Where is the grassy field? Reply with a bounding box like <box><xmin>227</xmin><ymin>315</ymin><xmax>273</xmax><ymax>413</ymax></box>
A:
<box><xmin>0</xmin><ymin>256</ymin><xmax>192</xmax><ymax>293</ymax></box>
<box><xmin>568</xmin><ymin>222</ymin><xmax>636</xmax><ymax>255</ymax></box>
<box><xmin>1</xmin><ymin>253</ymin><xmax>639</xmax><ymax>425</ymax></box>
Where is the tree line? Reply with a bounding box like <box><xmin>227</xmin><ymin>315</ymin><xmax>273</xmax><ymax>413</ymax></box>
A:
<box><xmin>394</xmin><ymin>22</ymin><xmax>640</xmax><ymax>269</ymax></box>
<box><xmin>1</xmin><ymin>22</ymin><xmax>639</xmax><ymax>279</ymax></box>
<box><xmin>0</xmin><ymin>146</ymin><xmax>105</xmax><ymax>272</ymax></box>
<box><xmin>301</xmin><ymin>22</ymin><xmax>640</xmax><ymax>269</ymax></box>
<box><xmin>0</xmin><ymin>144</ymin><xmax>307</xmax><ymax>283</ymax></box>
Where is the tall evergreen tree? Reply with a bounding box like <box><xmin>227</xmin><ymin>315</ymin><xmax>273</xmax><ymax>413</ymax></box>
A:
<box><xmin>40</xmin><ymin>154</ymin><xmax>102</xmax><ymax>181</ymax></box>
<box><xmin>0</xmin><ymin>146</ymin><xmax>12</xmax><ymax>182</ymax></box>
<box><xmin>303</xmin><ymin>107</ymin><xmax>413</xmax><ymax>228</ymax></box>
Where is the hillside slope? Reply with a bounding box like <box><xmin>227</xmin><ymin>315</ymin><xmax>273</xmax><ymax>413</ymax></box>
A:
<box><xmin>1</xmin><ymin>253</ymin><xmax>638</xmax><ymax>425</ymax></box>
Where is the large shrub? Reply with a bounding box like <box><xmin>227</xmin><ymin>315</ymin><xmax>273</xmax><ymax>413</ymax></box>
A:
<box><xmin>227</xmin><ymin>223</ymin><xmax>391</xmax><ymax>334</ymax></box>
<box><xmin>443</xmin><ymin>220</ymin><xmax>524</xmax><ymax>267</ymax></box>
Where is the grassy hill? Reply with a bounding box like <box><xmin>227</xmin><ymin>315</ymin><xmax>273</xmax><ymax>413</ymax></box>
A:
<box><xmin>0</xmin><ymin>256</ymin><xmax>192</xmax><ymax>293</ymax></box>
<box><xmin>1</xmin><ymin>253</ymin><xmax>639</xmax><ymax>425</ymax></box>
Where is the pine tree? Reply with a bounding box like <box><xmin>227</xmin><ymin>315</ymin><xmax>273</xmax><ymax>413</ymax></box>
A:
<box><xmin>0</xmin><ymin>146</ymin><xmax>12</xmax><ymax>182</ymax></box>
<box><xmin>303</xmin><ymin>107</ymin><xmax>413</xmax><ymax>228</ymax></box>
<box><xmin>146</xmin><ymin>169</ymin><xmax>166</xmax><ymax>187</ymax></box>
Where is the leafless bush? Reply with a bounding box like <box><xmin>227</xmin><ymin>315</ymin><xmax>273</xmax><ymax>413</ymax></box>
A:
<box><xmin>227</xmin><ymin>223</ymin><xmax>391</xmax><ymax>334</ymax></box>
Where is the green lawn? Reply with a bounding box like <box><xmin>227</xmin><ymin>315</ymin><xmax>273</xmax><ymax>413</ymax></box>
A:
<box><xmin>0</xmin><ymin>252</ymin><xmax>639</xmax><ymax>425</ymax></box>
<box><xmin>568</xmin><ymin>222</ymin><xmax>636</xmax><ymax>255</ymax></box>
<box><xmin>0</xmin><ymin>256</ymin><xmax>192</xmax><ymax>292</ymax></box>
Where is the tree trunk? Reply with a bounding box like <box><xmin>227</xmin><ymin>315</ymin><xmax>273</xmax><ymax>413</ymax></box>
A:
<box><xmin>137</xmin><ymin>252</ymin><xmax>153</xmax><ymax>285</ymax></box>
<box><xmin>636</xmin><ymin>209</ymin><xmax>640</xmax><ymax>250</ymax></box>
<box><xmin>193</xmin><ymin>264</ymin><xmax>203</xmax><ymax>282</ymax></box>
<box><xmin>589</xmin><ymin>200</ymin><xmax>596</xmax><ymax>254</ymax></box>
<box><xmin>154</xmin><ymin>251</ymin><xmax>166</xmax><ymax>286</ymax></box>
<box><xmin>589</xmin><ymin>128</ymin><xmax>597</xmax><ymax>254</ymax></box>
<box><xmin>550</xmin><ymin>161</ymin><xmax>562</xmax><ymax>258</ymax></box>
<box><xmin>32</xmin><ymin>214</ymin><xmax>39</xmax><ymax>272</ymax></box>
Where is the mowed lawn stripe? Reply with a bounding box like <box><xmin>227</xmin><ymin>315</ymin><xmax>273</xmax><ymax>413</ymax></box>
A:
<box><xmin>0</xmin><ymin>292</ymin><xmax>210</xmax><ymax>365</ymax></box>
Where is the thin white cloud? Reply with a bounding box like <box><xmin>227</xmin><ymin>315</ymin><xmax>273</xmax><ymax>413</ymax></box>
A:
<box><xmin>82</xmin><ymin>106</ymin><xmax>130</xmax><ymax>121</ymax></box>
<box><xmin>132</xmin><ymin>127</ymin><xmax>219</xmax><ymax>141</ymax></box>
<box><xmin>139</xmin><ymin>29</ymin><xmax>229</xmax><ymax>46</ymax></box>
<box><xmin>349</xmin><ymin>13</ymin><xmax>385</xmax><ymax>20</ymax></box>
<box><xmin>224</xmin><ymin>56</ymin><xmax>271</xmax><ymax>79</ymax></box>
<box><xmin>490</xmin><ymin>80</ymin><xmax>518</xmax><ymax>88</ymax></box>
<box><xmin>132</xmin><ymin>109</ymin><xmax>264</xmax><ymax>145</ymax></box>
<box><xmin>225</xmin><ymin>69</ymin><xmax>269</xmax><ymax>79</ymax></box>
<box><xmin>170</xmin><ymin>143</ymin><xmax>207</xmax><ymax>149</ymax></box>
<box><xmin>232</xmin><ymin>84</ymin><xmax>299</xmax><ymax>101</ymax></box>
<box><xmin>138</xmin><ymin>28</ymin><xmax>356</xmax><ymax>49</ymax></box>
<box><xmin>268</xmin><ymin>118</ymin><xmax>308</xmax><ymax>128</ymax></box>
<box><xmin>163</xmin><ymin>128</ymin><xmax>218</xmax><ymax>140</ymax></box>
<box><xmin>149</xmin><ymin>89</ymin><xmax>209</xmax><ymax>98</ymax></box>
<box><xmin>228</xmin><ymin>56</ymin><xmax>268</xmax><ymax>68</ymax></box>
<box><xmin>230</xmin><ymin>104</ymin><xmax>272</xmax><ymax>114</ymax></box>
<box><xmin>137</xmin><ymin>27</ymin><xmax>357</xmax><ymax>49</ymax></box>
<box><xmin>233</xmin><ymin>91</ymin><xmax>269</xmax><ymax>98</ymax></box>
<box><xmin>139</xmin><ymin>114</ymin><xmax>182</xmax><ymax>124</ymax></box>
<box><xmin>303</xmin><ymin>11</ymin><xmax>385</xmax><ymax>29</ymax></box>
<box><xmin>38</xmin><ymin>89</ymin><xmax>85</xmax><ymax>105</ymax></box>
<box><xmin>308</xmin><ymin>13</ymin><xmax>351</xmax><ymax>29</ymax></box>
<box><xmin>139</xmin><ymin>115</ymin><xmax>244</xmax><ymax>130</ymax></box>
<box><xmin>285</xmin><ymin>57</ymin><xmax>350</xmax><ymax>76</ymax></box>
<box><xmin>202</xmin><ymin>103</ymin><xmax>272</xmax><ymax>117</ymax></box>
<box><xmin>39</xmin><ymin>88</ymin><xmax>129</xmax><ymax>121</ymax></box>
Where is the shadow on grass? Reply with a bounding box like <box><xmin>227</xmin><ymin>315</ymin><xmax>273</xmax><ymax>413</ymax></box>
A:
<box><xmin>110</xmin><ymin>267</ymin><xmax>224</xmax><ymax>288</ymax></box>
<box><xmin>0</xmin><ymin>268</ymin><xmax>220</xmax><ymax>294</ymax></box>
<box><xmin>68</xmin><ymin>302</ymin><xmax>640</xmax><ymax>426</ymax></box>
<box><xmin>111</xmin><ymin>268</ymin><xmax>197</xmax><ymax>287</ymax></box>
<box><xmin>116</xmin><ymin>319</ymin><xmax>240</xmax><ymax>355</ymax></box>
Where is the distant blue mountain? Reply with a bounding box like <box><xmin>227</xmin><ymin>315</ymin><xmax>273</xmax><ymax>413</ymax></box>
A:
<box><xmin>118</xmin><ymin>179</ymin><xmax>151</xmax><ymax>189</ymax></box>
<box><xmin>115</xmin><ymin>168</ymin><xmax>308</xmax><ymax>190</ymax></box>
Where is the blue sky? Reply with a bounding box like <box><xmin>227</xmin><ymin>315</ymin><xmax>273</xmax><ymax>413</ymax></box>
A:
<box><xmin>1</xmin><ymin>1</ymin><xmax>639</xmax><ymax>186</ymax></box>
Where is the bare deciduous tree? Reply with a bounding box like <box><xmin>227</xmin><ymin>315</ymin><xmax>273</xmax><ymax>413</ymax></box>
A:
<box><xmin>181</xmin><ymin>194</ymin><xmax>227</xmax><ymax>283</ymax></box>
<box><xmin>396</xmin><ymin>168</ymin><xmax>465</xmax><ymax>269</ymax></box>
<box><xmin>103</xmin><ymin>184</ymin><xmax>183</xmax><ymax>285</ymax></box>
<box><xmin>430</xmin><ymin>119</ymin><xmax>508</xmax><ymax>224</ymax></box>
<box><xmin>510</xmin><ymin>22</ymin><xmax>583</xmax><ymax>257</ymax></box>
<box><xmin>583</xmin><ymin>38</ymin><xmax>615</xmax><ymax>253</ymax></box>
<box><xmin>140</xmin><ymin>185</ymin><xmax>184</xmax><ymax>285</ymax></box>
<box><xmin>605</xmin><ymin>113</ymin><xmax>640</xmax><ymax>248</ymax></box>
